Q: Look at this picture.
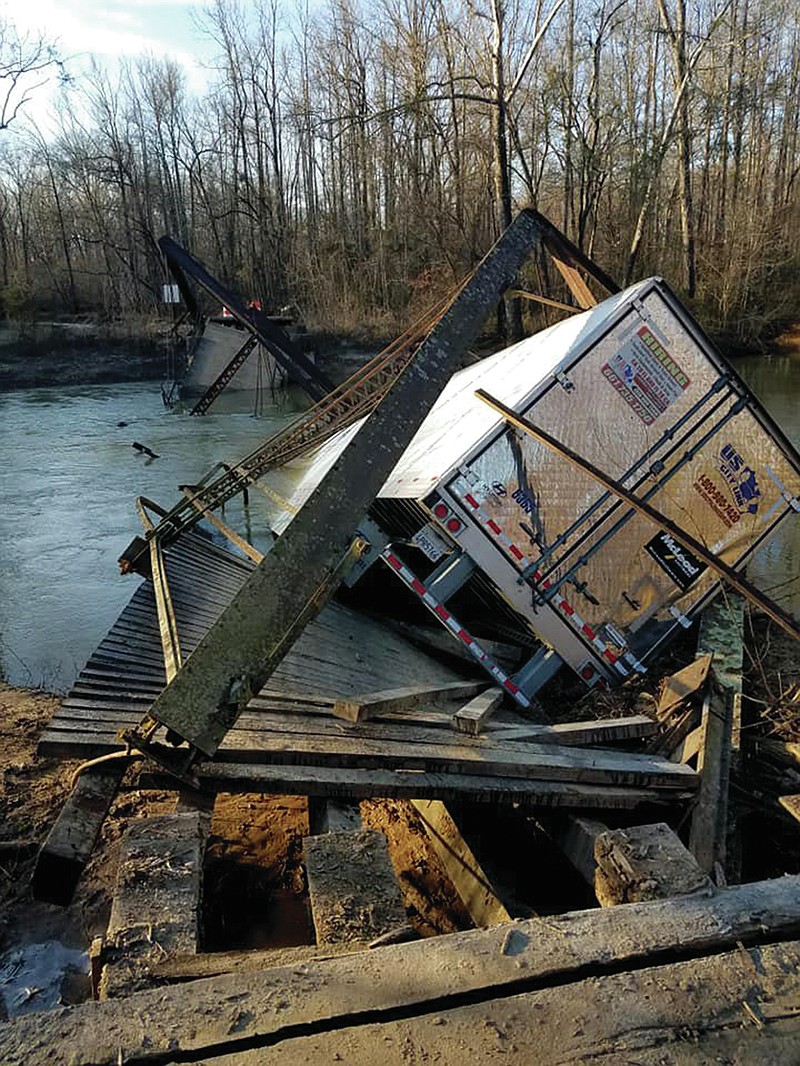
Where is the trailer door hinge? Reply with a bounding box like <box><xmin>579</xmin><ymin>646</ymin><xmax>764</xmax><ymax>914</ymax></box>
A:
<box><xmin>632</xmin><ymin>297</ymin><xmax>651</xmax><ymax>321</ymax></box>
<box><xmin>765</xmin><ymin>465</ymin><xmax>800</xmax><ymax>513</ymax></box>
<box><xmin>555</xmin><ymin>370</ymin><xmax>574</xmax><ymax>393</ymax></box>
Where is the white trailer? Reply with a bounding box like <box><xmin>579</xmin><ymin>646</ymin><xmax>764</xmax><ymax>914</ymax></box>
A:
<box><xmin>272</xmin><ymin>277</ymin><xmax>800</xmax><ymax>693</ymax></box>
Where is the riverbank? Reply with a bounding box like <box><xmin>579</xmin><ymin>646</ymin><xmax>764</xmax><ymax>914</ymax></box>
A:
<box><xmin>0</xmin><ymin>321</ymin><xmax>167</xmax><ymax>390</ymax></box>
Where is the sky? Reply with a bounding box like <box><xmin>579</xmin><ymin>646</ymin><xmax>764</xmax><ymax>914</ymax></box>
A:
<box><xmin>3</xmin><ymin>0</ymin><xmax>217</xmax><ymax>129</ymax></box>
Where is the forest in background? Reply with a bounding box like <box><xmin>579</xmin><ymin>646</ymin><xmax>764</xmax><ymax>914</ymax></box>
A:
<box><xmin>0</xmin><ymin>0</ymin><xmax>797</xmax><ymax>350</ymax></box>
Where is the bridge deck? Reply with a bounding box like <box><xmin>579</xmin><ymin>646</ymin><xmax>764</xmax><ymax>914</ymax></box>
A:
<box><xmin>39</xmin><ymin>534</ymin><xmax>696</xmax><ymax>807</ymax></box>
<box><xmin>40</xmin><ymin>534</ymin><xmax>472</xmax><ymax>758</ymax></box>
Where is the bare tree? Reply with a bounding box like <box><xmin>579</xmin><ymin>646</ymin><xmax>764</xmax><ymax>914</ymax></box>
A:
<box><xmin>0</xmin><ymin>19</ymin><xmax>62</xmax><ymax>131</ymax></box>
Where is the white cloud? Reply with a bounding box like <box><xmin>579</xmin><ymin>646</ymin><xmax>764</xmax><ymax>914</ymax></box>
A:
<box><xmin>1</xmin><ymin>0</ymin><xmax>214</xmax><ymax>132</ymax></box>
<box><xmin>4</xmin><ymin>0</ymin><xmax>210</xmax><ymax>71</ymax></box>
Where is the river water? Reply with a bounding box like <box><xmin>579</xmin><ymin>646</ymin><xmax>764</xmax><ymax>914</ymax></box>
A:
<box><xmin>0</xmin><ymin>382</ymin><xmax>303</xmax><ymax>689</ymax></box>
<box><xmin>1</xmin><ymin>356</ymin><xmax>799</xmax><ymax>690</ymax></box>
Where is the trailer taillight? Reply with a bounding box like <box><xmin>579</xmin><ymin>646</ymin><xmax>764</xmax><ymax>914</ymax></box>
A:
<box><xmin>577</xmin><ymin>659</ymin><xmax>607</xmax><ymax>689</ymax></box>
<box><xmin>433</xmin><ymin>502</ymin><xmax>449</xmax><ymax>520</ymax></box>
<box><xmin>446</xmin><ymin>517</ymin><xmax>463</xmax><ymax>534</ymax></box>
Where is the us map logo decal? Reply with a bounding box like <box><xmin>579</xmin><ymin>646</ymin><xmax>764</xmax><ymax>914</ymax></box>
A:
<box><xmin>693</xmin><ymin>443</ymin><xmax>761</xmax><ymax>528</ymax></box>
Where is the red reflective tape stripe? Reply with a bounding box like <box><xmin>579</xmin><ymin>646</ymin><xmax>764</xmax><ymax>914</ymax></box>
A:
<box><xmin>560</xmin><ymin>602</ymin><xmax>575</xmax><ymax>616</ymax></box>
<box><xmin>503</xmin><ymin>679</ymin><xmax>519</xmax><ymax>694</ymax></box>
<box><xmin>411</xmin><ymin>579</ymin><xmax>426</xmax><ymax>595</ymax></box>
<box><xmin>464</xmin><ymin>494</ymin><xmax>479</xmax><ymax>509</ymax></box>
<box><xmin>435</xmin><ymin>605</ymin><xmax>450</xmax><ymax>621</ymax></box>
<box><xmin>582</xmin><ymin>624</ymin><xmax>596</xmax><ymax>639</ymax></box>
<box><xmin>509</xmin><ymin>544</ymin><xmax>523</xmax><ymax>560</ymax></box>
<box><xmin>458</xmin><ymin>630</ymin><xmax>473</xmax><ymax>644</ymax></box>
<box><xmin>603</xmin><ymin>649</ymin><xmax>618</xmax><ymax>663</ymax></box>
<box><xmin>487</xmin><ymin>519</ymin><xmax>501</xmax><ymax>534</ymax></box>
<box><xmin>386</xmin><ymin>553</ymin><xmax>402</xmax><ymax>570</ymax></box>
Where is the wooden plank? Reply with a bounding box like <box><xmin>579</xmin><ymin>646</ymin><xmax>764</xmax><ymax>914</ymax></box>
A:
<box><xmin>689</xmin><ymin>677</ymin><xmax>733</xmax><ymax>876</ymax></box>
<box><xmin>42</xmin><ymin>718</ymin><xmax>694</xmax><ymax>789</ymax></box>
<box><xmin>98</xmin><ymin>812</ymin><xmax>207</xmax><ymax>999</ymax></box>
<box><xmin>657</xmin><ymin>654</ymin><xmax>713</xmax><ymax>718</ymax></box>
<box><xmin>411</xmin><ymin>800</ymin><xmax>511</xmax><ymax>925</ymax></box>
<box><xmin>32</xmin><ymin>766</ymin><xmax>126</xmax><ymax>906</ymax></box>
<box><xmin>147</xmin><ymin>762</ymin><xmax>693</xmax><ymax>810</ymax></box>
<box><xmin>670</xmin><ymin>723</ymin><xmax>704</xmax><ymax>764</ymax></box>
<box><xmin>593</xmin><ymin>822</ymin><xmax>713</xmax><ymax>905</ymax></box>
<box><xmin>3</xmin><ymin>875</ymin><xmax>800</xmax><ymax>1066</ymax></box>
<box><xmin>332</xmin><ymin>681</ymin><xmax>487</xmax><ymax>723</ymax></box>
<box><xmin>211</xmin><ymin>730</ymin><xmax>697</xmax><ymax>789</ymax></box>
<box><xmin>39</xmin><ymin>707</ymin><xmax>658</xmax><ymax>754</ymax></box>
<box><xmin>648</xmin><ymin>703</ymin><xmax>700</xmax><ymax>757</ymax></box>
<box><xmin>304</xmin><ymin>829</ymin><xmax>408</xmax><ymax>945</ymax></box>
<box><xmin>779</xmin><ymin>795</ymin><xmax>800</xmax><ymax>823</ymax></box>
<box><xmin>453</xmin><ymin>688</ymin><xmax>504</xmax><ymax>735</ymax></box>
<box><xmin>211</xmin><ymin>942</ymin><xmax>800</xmax><ymax>1064</ymax></box>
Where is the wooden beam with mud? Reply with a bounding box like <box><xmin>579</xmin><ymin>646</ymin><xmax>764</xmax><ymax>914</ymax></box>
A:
<box><xmin>32</xmin><ymin>764</ymin><xmax>126</xmax><ymax>906</ymax></box>
<box><xmin>304</xmin><ymin>829</ymin><xmax>408</xmax><ymax>945</ymax></box>
<box><xmin>689</xmin><ymin>676</ymin><xmax>733</xmax><ymax>876</ymax></box>
<box><xmin>198</xmin><ymin>941</ymin><xmax>800</xmax><ymax>1064</ymax></box>
<box><xmin>593</xmin><ymin>822</ymin><xmax>713</xmax><ymax>905</ymax></box>
<box><xmin>98</xmin><ymin>811</ymin><xmax>208</xmax><ymax>999</ymax></box>
<box><xmin>3</xmin><ymin>875</ymin><xmax>800</xmax><ymax>1065</ymax></box>
<box><xmin>550</xmin><ymin>818</ymin><xmax>712</xmax><ymax>906</ymax></box>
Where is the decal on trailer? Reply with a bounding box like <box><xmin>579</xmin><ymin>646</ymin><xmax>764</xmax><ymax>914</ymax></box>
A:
<box><xmin>645</xmin><ymin>531</ymin><xmax>707</xmax><ymax>592</ymax></box>
<box><xmin>601</xmin><ymin>325</ymin><xmax>690</xmax><ymax>425</ymax></box>
<box><xmin>692</xmin><ymin>443</ymin><xmax>761</xmax><ymax>528</ymax></box>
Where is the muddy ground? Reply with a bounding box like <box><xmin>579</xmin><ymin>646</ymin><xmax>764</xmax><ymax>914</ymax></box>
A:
<box><xmin>0</xmin><ymin>682</ymin><xmax>472</xmax><ymax>1016</ymax></box>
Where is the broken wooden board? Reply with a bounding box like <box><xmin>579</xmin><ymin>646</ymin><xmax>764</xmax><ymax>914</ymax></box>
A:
<box><xmin>32</xmin><ymin>765</ymin><xmax>127</xmax><ymax>906</ymax></box>
<box><xmin>453</xmin><ymin>688</ymin><xmax>505</xmax><ymax>735</ymax></box>
<box><xmin>657</xmin><ymin>653</ymin><xmax>713</xmax><ymax>718</ymax></box>
<box><xmin>332</xmin><ymin>681</ymin><xmax>488</xmax><ymax>724</ymax></box>
<box><xmin>779</xmin><ymin>794</ymin><xmax>800</xmax><ymax>823</ymax></box>
<box><xmin>593</xmin><ymin>822</ymin><xmax>713</xmax><ymax>905</ymax></box>
<box><xmin>304</xmin><ymin>829</ymin><xmax>408</xmax><ymax>945</ymax></box>
<box><xmin>411</xmin><ymin>800</ymin><xmax>511</xmax><ymax>926</ymax></box>
<box><xmin>3</xmin><ymin>875</ymin><xmax>800</xmax><ymax>1065</ymax></box>
<box><xmin>98</xmin><ymin>811</ymin><xmax>207</xmax><ymax>999</ymax></box>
